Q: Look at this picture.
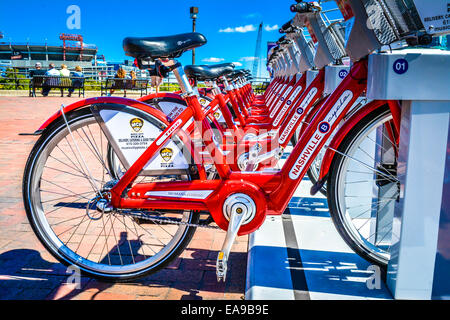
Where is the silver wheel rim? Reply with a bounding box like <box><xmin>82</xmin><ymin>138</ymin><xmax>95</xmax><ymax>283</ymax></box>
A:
<box><xmin>334</xmin><ymin>112</ymin><xmax>398</xmax><ymax>265</ymax></box>
<box><xmin>26</xmin><ymin>113</ymin><xmax>193</xmax><ymax>277</ymax></box>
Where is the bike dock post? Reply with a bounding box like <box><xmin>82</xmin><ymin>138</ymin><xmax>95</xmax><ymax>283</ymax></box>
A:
<box><xmin>323</xmin><ymin>65</ymin><xmax>350</xmax><ymax>95</ymax></box>
<box><xmin>246</xmin><ymin>5</ymin><xmax>395</xmax><ymax>299</ymax></box>
<box><xmin>367</xmin><ymin>48</ymin><xmax>450</xmax><ymax>299</ymax></box>
<box><xmin>306</xmin><ymin>70</ymin><xmax>319</xmax><ymax>87</ymax></box>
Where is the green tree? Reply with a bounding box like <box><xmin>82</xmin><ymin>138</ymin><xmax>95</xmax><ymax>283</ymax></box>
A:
<box><xmin>0</xmin><ymin>68</ymin><xmax>28</xmax><ymax>90</ymax></box>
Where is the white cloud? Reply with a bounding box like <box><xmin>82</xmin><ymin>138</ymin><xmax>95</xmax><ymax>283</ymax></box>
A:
<box><xmin>239</xmin><ymin>56</ymin><xmax>258</xmax><ymax>62</ymax></box>
<box><xmin>264</xmin><ymin>24</ymin><xmax>279</xmax><ymax>32</ymax></box>
<box><xmin>219</xmin><ymin>27</ymin><xmax>234</xmax><ymax>33</ymax></box>
<box><xmin>219</xmin><ymin>24</ymin><xmax>256</xmax><ymax>33</ymax></box>
<box><xmin>202</xmin><ymin>57</ymin><xmax>225</xmax><ymax>63</ymax></box>
<box><xmin>232</xmin><ymin>62</ymin><xmax>243</xmax><ymax>67</ymax></box>
<box><xmin>76</xmin><ymin>41</ymin><xmax>96</xmax><ymax>48</ymax></box>
<box><xmin>235</xmin><ymin>25</ymin><xmax>257</xmax><ymax>33</ymax></box>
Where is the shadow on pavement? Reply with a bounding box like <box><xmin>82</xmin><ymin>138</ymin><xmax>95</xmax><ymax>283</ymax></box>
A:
<box><xmin>0</xmin><ymin>233</ymin><xmax>246</xmax><ymax>300</ymax></box>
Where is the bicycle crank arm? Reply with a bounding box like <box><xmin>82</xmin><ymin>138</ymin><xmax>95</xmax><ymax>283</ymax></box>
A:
<box><xmin>255</xmin><ymin>147</ymin><xmax>283</xmax><ymax>164</ymax></box>
<box><xmin>243</xmin><ymin>130</ymin><xmax>277</xmax><ymax>141</ymax></box>
<box><xmin>245</xmin><ymin>147</ymin><xmax>283</xmax><ymax>171</ymax></box>
<box><xmin>216</xmin><ymin>202</ymin><xmax>247</xmax><ymax>281</ymax></box>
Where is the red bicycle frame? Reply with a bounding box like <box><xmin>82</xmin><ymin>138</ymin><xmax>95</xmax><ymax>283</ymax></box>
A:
<box><xmin>105</xmin><ymin>59</ymin><xmax>372</xmax><ymax>234</ymax></box>
<box><xmin>35</xmin><ymin>59</ymin><xmax>401</xmax><ymax>236</ymax></box>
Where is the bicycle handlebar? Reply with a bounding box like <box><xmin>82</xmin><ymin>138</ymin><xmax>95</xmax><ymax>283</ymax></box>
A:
<box><xmin>290</xmin><ymin>1</ymin><xmax>320</xmax><ymax>14</ymax></box>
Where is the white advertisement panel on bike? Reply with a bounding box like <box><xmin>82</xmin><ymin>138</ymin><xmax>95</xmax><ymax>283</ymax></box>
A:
<box><xmin>413</xmin><ymin>0</ymin><xmax>450</xmax><ymax>35</ymax></box>
<box><xmin>92</xmin><ymin>105</ymin><xmax>190</xmax><ymax>175</ymax></box>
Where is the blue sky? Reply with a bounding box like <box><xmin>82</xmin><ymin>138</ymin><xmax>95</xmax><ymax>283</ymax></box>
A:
<box><xmin>0</xmin><ymin>0</ymin><xmax>339</xmax><ymax>76</ymax></box>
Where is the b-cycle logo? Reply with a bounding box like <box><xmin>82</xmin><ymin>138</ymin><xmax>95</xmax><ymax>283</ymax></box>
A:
<box><xmin>273</xmin><ymin>86</ymin><xmax>302</xmax><ymax>127</ymax></box>
<box><xmin>276</xmin><ymin>85</ymin><xmax>286</xmax><ymax>98</ymax></box>
<box><xmin>270</xmin><ymin>86</ymin><xmax>293</xmax><ymax>118</ymax></box>
<box><xmin>276</xmin><ymin>85</ymin><xmax>286</xmax><ymax>97</ymax></box>
<box><xmin>130</xmin><ymin>118</ymin><xmax>144</xmax><ymax>132</ymax></box>
<box><xmin>278</xmin><ymin>87</ymin><xmax>317</xmax><ymax>144</ymax></box>
<box><xmin>289</xmin><ymin>90</ymin><xmax>354</xmax><ymax>180</ymax></box>
<box><xmin>177</xmin><ymin>39</ymin><xmax>191</xmax><ymax>46</ymax></box>
<box><xmin>326</xmin><ymin>90</ymin><xmax>353</xmax><ymax>123</ymax></box>
<box><xmin>318</xmin><ymin>122</ymin><xmax>330</xmax><ymax>133</ymax></box>
<box><xmin>268</xmin><ymin>84</ymin><xmax>282</xmax><ymax>104</ymax></box>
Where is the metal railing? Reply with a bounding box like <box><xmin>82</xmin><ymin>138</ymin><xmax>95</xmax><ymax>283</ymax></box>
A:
<box><xmin>1</xmin><ymin>68</ymin><xmax>270</xmax><ymax>94</ymax></box>
<box><xmin>249</xmin><ymin>77</ymin><xmax>270</xmax><ymax>94</ymax></box>
<box><xmin>101</xmin><ymin>78</ymin><xmax>149</xmax><ymax>97</ymax></box>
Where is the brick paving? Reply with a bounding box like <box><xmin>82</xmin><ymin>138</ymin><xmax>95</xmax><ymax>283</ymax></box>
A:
<box><xmin>0</xmin><ymin>96</ymin><xmax>248</xmax><ymax>300</ymax></box>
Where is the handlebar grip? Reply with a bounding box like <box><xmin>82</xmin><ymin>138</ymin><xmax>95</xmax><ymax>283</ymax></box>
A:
<box><xmin>290</xmin><ymin>2</ymin><xmax>311</xmax><ymax>13</ymax></box>
<box><xmin>280</xmin><ymin>20</ymin><xmax>293</xmax><ymax>33</ymax></box>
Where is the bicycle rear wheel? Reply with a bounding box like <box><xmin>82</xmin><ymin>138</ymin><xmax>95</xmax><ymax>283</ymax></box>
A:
<box><xmin>327</xmin><ymin>105</ymin><xmax>398</xmax><ymax>267</ymax></box>
<box><xmin>23</xmin><ymin>107</ymin><xmax>199</xmax><ymax>281</ymax></box>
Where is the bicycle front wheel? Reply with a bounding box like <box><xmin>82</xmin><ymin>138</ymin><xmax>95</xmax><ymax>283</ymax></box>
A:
<box><xmin>327</xmin><ymin>105</ymin><xmax>398</xmax><ymax>267</ymax></box>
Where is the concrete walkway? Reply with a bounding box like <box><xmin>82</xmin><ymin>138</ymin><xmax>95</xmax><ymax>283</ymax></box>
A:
<box><xmin>246</xmin><ymin>166</ymin><xmax>392</xmax><ymax>300</ymax></box>
<box><xmin>0</xmin><ymin>97</ymin><xmax>247</xmax><ymax>300</ymax></box>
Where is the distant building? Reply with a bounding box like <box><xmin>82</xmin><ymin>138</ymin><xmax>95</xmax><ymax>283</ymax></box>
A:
<box><xmin>0</xmin><ymin>34</ymin><xmax>149</xmax><ymax>80</ymax></box>
<box><xmin>0</xmin><ymin>34</ymin><xmax>98</xmax><ymax>71</ymax></box>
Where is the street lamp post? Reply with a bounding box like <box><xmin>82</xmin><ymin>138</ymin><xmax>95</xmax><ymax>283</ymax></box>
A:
<box><xmin>190</xmin><ymin>6</ymin><xmax>198</xmax><ymax>65</ymax></box>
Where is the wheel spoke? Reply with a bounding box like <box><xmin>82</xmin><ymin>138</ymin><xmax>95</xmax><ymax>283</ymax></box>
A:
<box><xmin>330</xmin><ymin>110</ymin><xmax>398</xmax><ymax>266</ymax></box>
<box><xmin>26</xmin><ymin>112</ymin><xmax>195</xmax><ymax>279</ymax></box>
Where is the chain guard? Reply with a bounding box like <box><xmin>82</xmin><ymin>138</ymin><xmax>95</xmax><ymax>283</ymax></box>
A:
<box><xmin>116</xmin><ymin>210</ymin><xmax>221</xmax><ymax>229</ymax></box>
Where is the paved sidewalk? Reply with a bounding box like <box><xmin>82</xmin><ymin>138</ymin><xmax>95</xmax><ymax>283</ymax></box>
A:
<box><xmin>246</xmin><ymin>178</ymin><xmax>392</xmax><ymax>300</ymax></box>
<box><xmin>0</xmin><ymin>97</ymin><xmax>247</xmax><ymax>300</ymax></box>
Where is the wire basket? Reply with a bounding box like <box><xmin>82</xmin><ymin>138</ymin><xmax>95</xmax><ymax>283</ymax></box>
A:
<box><xmin>289</xmin><ymin>29</ymin><xmax>316</xmax><ymax>72</ymax></box>
<box><xmin>385</xmin><ymin>0</ymin><xmax>423</xmax><ymax>35</ymax></box>
<box><xmin>364</xmin><ymin>0</ymin><xmax>399</xmax><ymax>45</ymax></box>
<box><xmin>343</xmin><ymin>0</ymin><xmax>420</xmax><ymax>60</ymax></box>
<box><xmin>366</xmin><ymin>0</ymin><xmax>423</xmax><ymax>44</ymax></box>
<box><xmin>323</xmin><ymin>21</ymin><xmax>347</xmax><ymax>60</ymax></box>
<box><xmin>312</xmin><ymin>12</ymin><xmax>347</xmax><ymax>68</ymax></box>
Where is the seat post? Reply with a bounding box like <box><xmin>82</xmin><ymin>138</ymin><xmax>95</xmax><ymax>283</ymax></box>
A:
<box><xmin>211</xmin><ymin>81</ymin><xmax>221</xmax><ymax>96</ymax></box>
<box><xmin>172</xmin><ymin>64</ymin><xmax>194</xmax><ymax>96</ymax></box>
<box><xmin>172</xmin><ymin>63</ymin><xmax>205</xmax><ymax>121</ymax></box>
<box><xmin>221</xmin><ymin>77</ymin><xmax>233</xmax><ymax>93</ymax></box>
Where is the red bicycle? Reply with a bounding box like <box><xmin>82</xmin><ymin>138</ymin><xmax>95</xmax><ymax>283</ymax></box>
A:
<box><xmin>23</xmin><ymin>0</ymin><xmax>428</xmax><ymax>281</ymax></box>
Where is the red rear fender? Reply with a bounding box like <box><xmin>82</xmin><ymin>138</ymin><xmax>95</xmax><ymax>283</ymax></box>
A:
<box><xmin>37</xmin><ymin>96</ymin><xmax>171</xmax><ymax>132</ymax></box>
<box><xmin>137</xmin><ymin>92</ymin><xmax>183</xmax><ymax>103</ymax></box>
<box><xmin>36</xmin><ymin>95</ymin><xmax>207</xmax><ymax>179</ymax></box>
<box><xmin>316</xmin><ymin>100</ymin><xmax>390</xmax><ymax>184</ymax></box>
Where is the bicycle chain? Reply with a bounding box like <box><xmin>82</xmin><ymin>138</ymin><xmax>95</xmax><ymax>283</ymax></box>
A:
<box><xmin>116</xmin><ymin>210</ymin><xmax>221</xmax><ymax>230</ymax></box>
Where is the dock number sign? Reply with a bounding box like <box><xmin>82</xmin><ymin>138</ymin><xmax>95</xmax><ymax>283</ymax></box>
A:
<box><xmin>393</xmin><ymin>59</ymin><xmax>408</xmax><ymax>75</ymax></box>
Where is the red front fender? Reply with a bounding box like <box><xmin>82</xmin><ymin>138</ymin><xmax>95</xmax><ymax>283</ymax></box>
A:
<box><xmin>315</xmin><ymin>100</ymin><xmax>395</xmax><ymax>188</ymax></box>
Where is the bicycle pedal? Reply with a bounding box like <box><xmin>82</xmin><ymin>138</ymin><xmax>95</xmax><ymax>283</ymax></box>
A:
<box><xmin>216</xmin><ymin>251</ymin><xmax>228</xmax><ymax>282</ymax></box>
